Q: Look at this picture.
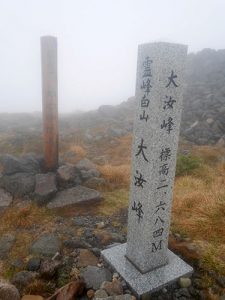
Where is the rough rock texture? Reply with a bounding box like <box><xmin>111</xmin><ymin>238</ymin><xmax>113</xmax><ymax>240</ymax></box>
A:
<box><xmin>57</xmin><ymin>164</ymin><xmax>82</xmax><ymax>188</ymax></box>
<box><xmin>0</xmin><ymin>234</ymin><xmax>16</xmax><ymax>258</ymax></box>
<box><xmin>83</xmin><ymin>177</ymin><xmax>105</xmax><ymax>189</ymax></box>
<box><xmin>39</xmin><ymin>259</ymin><xmax>61</xmax><ymax>279</ymax></box>
<box><xmin>81</xmin><ymin>266</ymin><xmax>112</xmax><ymax>290</ymax></box>
<box><xmin>0</xmin><ymin>154</ymin><xmax>41</xmax><ymax>175</ymax></box>
<box><xmin>76</xmin><ymin>159</ymin><xmax>96</xmax><ymax>171</ymax></box>
<box><xmin>34</xmin><ymin>173</ymin><xmax>57</xmax><ymax>204</ymax></box>
<box><xmin>0</xmin><ymin>172</ymin><xmax>35</xmax><ymax>197</ymax></box>
<box><xmin>101</xmin><ymin>279</ymin><xmax>123</xmax><ymax>296</ymax></box>
<box><xmin>30</xmin><ymin>233</ymin><xmax>61</xmax><ymax>257</ymax></box>
<box><xmin>0</xmin><ymin>188</ymin><xmax>13</xmax><ymax>209</ymax></box>
<box><xmin>0</xmin><ymin>282</ymin><xmax>20</xmax><ymax>300</ymax></box>
<box><xmin>77</xmin><ymin>249</ymin><xmax>99</xmax><ymax>268</ymax></box>
<box><xmin>47</xmin><ymin>185</ymin><xmax>101</xmax><ymax>209</ymax></box>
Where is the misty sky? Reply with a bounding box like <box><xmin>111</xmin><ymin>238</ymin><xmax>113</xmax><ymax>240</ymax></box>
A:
<box><xmin>0</xmin><ymin>0</ymin><xmax>225</xmax><ymax>113</ymax></box>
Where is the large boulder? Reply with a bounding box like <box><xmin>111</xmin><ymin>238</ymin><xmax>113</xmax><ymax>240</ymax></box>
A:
<box><xmin>0</xmin><ymin>154</ymin><xmax>41</xmax><ymax>175</ymax></box>
<box><xmin>0</xmin><ymin>173</ymin><xmax>35</xmax><ymax>197</ymax></box>
<box><xmin>34</xmin><ymin>173</ymin><xmax>57</xmax><ymax>205</ymax></box>
<box><xmin>47</xmin><ymin>185</ymin><xmax>102</xmax><ymax>209</ymax></box>
<box><xmin>57</xmin><ymin>164</ymin><xmax>82</xmax><ymax>188</ymax></box>
<box><xmin>0</xmin><ymin>188</ymin><xmax>13</xmax><ymax>210</ymax></box>
<box><xmin>0</xmin><ymin>282</ymin><xmax>20</xmax><ymax>300</ymax></box>
<box><xmin>30</xmin><ymin>233</ymin><xmax>61</xmax><ymax>257</ymax></box>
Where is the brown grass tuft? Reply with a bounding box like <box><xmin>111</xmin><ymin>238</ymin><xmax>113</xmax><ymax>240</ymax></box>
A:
<box><xmin>98</xmin><ymin>164</ymin><xmax>131</xmax><ymax>188</ymax></box>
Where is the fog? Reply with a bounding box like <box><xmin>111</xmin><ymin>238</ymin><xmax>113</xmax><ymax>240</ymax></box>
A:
<box><xmin>0</xmin><ymin>0</ymin><xmax>224</xmax><ymax>113</ymax></box>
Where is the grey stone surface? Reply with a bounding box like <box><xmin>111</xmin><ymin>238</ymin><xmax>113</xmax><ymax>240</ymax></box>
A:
<box><xmin>30</xmin><ymin>233</ymin><xmax>61</xmax><ymax>257</ymax></box>
<box><xmin>0</xmin><ymin>154</ymin><xmax>41</xmax><ymax>175</ymax></box>
<box><xmin>0</xmin><ymin>173</ymin><xmax>35</xmax><ymax>197</ymax></box>
<box><xmin>76</xmin><ymin>158</ymin><xmax>96</xmax><ymax>171</ymax></box>
<box><xmin>11</xmin><ymin>271</ymin><xmax>38</xmax><ymax>291</ymax></box>
<box><xmin>34</xmin><ymin>173</ymin><xmax>57</xmax><ymax>204</ymax></box>
<box><xmin>0</xmin><ymin>188</ymin><xmax>13</xmax><ymax>209</ymax></box>
<box><xmin>0</xmin><ymin>233</ymin><xmax>16</xmax><ymax>258</ymax></box>
<box><xmin>101</xmin><ymin>243</ymin><xmax>193</xmax><ymax>297</ymax></box>
<box><xmin>57</xmin><ymin>164</ymin><xmax>81</xmax><ymax>187</ymax></box>
<box><xmin>81</xmin><ymin>266</ymin><xmax>112</xmax><ymax>290</ymax></box>
<box><xmin>47</xmin><ymin>185</ymin><xmax>101</xmax><ymax>209</ymax></box>
<box><xmin>0</xmin><ymin>282</ymin><xmax>20</xmax><ymax>300</ymax></box>
<box><xmin>126</xmin><ymin>42</ymin><xmax>188</xmax><ymax>273</ymax></box>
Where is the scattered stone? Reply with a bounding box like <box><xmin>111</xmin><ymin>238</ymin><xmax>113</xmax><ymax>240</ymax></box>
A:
<box><xmin>47</xmin><ymin>186</ymin><xmax>102</xmax><ymax>209</ymax></box>
<box><xmin>96</xmin><ymin>222</ymin><xmax>106</xmax><ymax>229</ymax></box>
<box><xmin>57</xmin><ymin>164</ymin><xmax>82</xmax><ymax>188</ymax></box>
<box><xmin>87</xmin><ymin>289</ymin><xmax>95</xmax><ymax>299</ymax></box>
<box><xmin>0</xmin><ymin>188</ymin><xmax>12</xmax><ymax>210</ymax></box>
<box><xmin>0</xmin><ymin>154</ymin><xmax>40</xmax><ymax>176</ymax></box>
<box><xmin>11</xmin><ymin>258</ymin><xmax>24</xmax><ymax>269</ymax></box>
<box><xmin>94</xmin><ymin>289</ymin><xmax>108</xmax><ymax>298</ymax></box>
<box><xmin>0</xmin><ymin>173</ymin><xmax>35</xmax><ymax>197</ymax></box>
<box><xmin>30</xmin><ymin>233</ymin><xmax>61</xmax><ymax>257</ymax></box>
<box><xmin>178</xmin><ymin>277</ymin><xmax>192</xmax><ymax>288</ymax></box>
<box><xmin>34</xmin><ymin>173</ymin><xmax>57</xmax><ymax>204</ymax></box>
<box><xmin>77</xmin><ymin>249</ymin><xmax>99</xmax><ymax>268</ymax></box>
<box><xmin>39</xmin><ymin>259</ymin><xmax>61</xmax><ymax>279</ymax></box>
<box><xmin>81</xmin><ymin>170</ymin><xmax>101</xmax><ymax>181</ymax></box>
<box><xmin>81</xmin><ymin>266</ymin><xmax>112</xmax><ymax>290</ymax></box>
<box><xmin>173</xmin><ymin>287</ymin><xmax>191</xmax><ymax>299</ymax></box>
<box><xmin>27</xmin><ymin>257</ymin><xmax>41</xmax><ymax>271</ymax></box>
<box><xmin>0</xmin><ymin>233</ymin><xmax>15</xmax><ymax>259</ymax></box>
<box><xmin>100</xmin><ymin>279</ymin><xmax>123</xmax><ymax>296</ymax></box>
<box><xmin>0</xmin><ymin>282</ymin><xmax>20</xmax><ymax>300</ymax></box>
<box><xmin>11</xmin><ymin>271</ymin><xmax>38</xmax><ymax>291</ymax></box>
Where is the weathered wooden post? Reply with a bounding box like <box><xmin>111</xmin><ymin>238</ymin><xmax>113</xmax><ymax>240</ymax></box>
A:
<box><xmin>41</xmin><ymin>36</ymin><xmax>58</xmax><ymax>171</ymax></box>
<box><xmin>102</xmin><ymin>42</ymin><xmax>193</xmax><ymax>297</ymax></box>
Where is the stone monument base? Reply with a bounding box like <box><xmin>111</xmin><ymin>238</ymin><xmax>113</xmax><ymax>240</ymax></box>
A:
<box><xmin>101</xmin><ymin>243</ymin><xmax>193</xmax><ymax>298</ymax></box>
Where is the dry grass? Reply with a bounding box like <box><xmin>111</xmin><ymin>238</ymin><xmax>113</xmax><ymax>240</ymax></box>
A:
<box><xmin>98</xmin><ymin>164</ymin><xmax>131</xmax><ymax>188</ymax></box>
<box><xmin>69</xmin><ymin>145</ymin><xmax>87</xmax><ymax>159</ymax></box>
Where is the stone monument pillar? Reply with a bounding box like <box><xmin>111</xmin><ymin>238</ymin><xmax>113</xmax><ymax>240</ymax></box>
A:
<box><xmin>102</xmin><ymin>42</ymin><xmax>193</xmax><ymax>297</ymax></box>
<box><xmin>41</xmin><ymin>36</ymin><xmax>58</xmax><ymax>172</ymax></box>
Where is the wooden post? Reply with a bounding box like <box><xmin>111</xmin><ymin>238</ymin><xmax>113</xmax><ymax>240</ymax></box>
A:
<box><xmin>41</xmin><ymin>36</ymin><xmax>58</xmax><ymax>171</ymax></box>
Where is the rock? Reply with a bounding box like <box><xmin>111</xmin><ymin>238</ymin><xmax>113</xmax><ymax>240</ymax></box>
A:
<box><xmin>87</xmin><ymin>289</ymin><xmax>95</xmax><ymax>299</ymax></box>
<box><xmin>77</xmin><ymin>249</ymin><xmax>99</xmax><ymax>268</ymax></box>
<box><xmin>0</xmin><ymin>188</ymin><xmax>12</xmax><ymax>210</ymax></box>
<box><xmin>57</xmin><ymin>164</ymin><xmax>82</xmax><ymax>188</ymax></box>
<box><xmin>100</xmin><ymin>279</ymin><xmax>123</xmax><ymax>296</ymax></box>
<box><xmin>0</xmin><ymin>173</ymin><xmax>35</xmax><ymax>197</ymax></box>
<box><xmin>0</xmin><ymin>154</ymin><xmax>41</xmax><ymax>175</ymax></box>
<box><xmin>94</xmin><ymin>289</ymin><xmax>108</xmax><ymax>298</ymax></box>
<box><xmin>30</xmin><ymin>233</ymin><xmax>61</xmax><ymax>257</ymax></box>
<box><xmin>84</xmin><ymin>177</ymin><xmax>105</xmax><ymax>189</ymax></box>
<box><xmin>178</xmin><ymin>277</ymin><xmax>192</xmax><ymax>288</ymax></box>
<box><xmin>27</xmin><ymin>257</ymin><xmax>41</xmax><ymax>271</ymax></box>
<box><xmin>96</xmin><ymin>222</ymin><xmax>106</xmax><ymax>229</ymax></box>
<box><xmin>81</xmin><ymin>266</ymin><xmax>112</xmax><ymax>290</ymax></box>
<box><xmin>34</xmin><ymin>173</ymin><xmax>57</xmax><ymax>204</ymax></box>
<box><xmin>76</xmin><ymin>159</ymin><xmax>96</xmax><ymax>171</ymax></box>
<box><xmin>173</xmin><ymin>287</ymin><xmax>191</xmax><ymax>299</ymax></box>
<box><xmin>11</xmin><ymin>258</ymin><xmax>24</xmax><ymax>269</ymax></box>
<box><xmin>39</xmin><ymin>259</ymin><xmax>61</xmax><ymax>279</ymax></box>
<box><xmin>0</xmin><ymin>233</ymin><xmax>15</xmax><ymax>258</ymax></box>
<box><xmin>47</xmin><ymin>186</ymin><xmax>102</xmax><ymax>209</ymax></box>
<box><xmin>22</xmin><ymin>296</ymin><xmax>44</xmax><ymax>300</ymax></box>
<box><xmin>11</xmin><ymin>271</ymin><xmax>37</xmax><ymax>291</ymax></box>
<box><xmin>0</xmin><ymin>282</ymin><xmax>20</xmax><ymax>300</ymax></box>
<box><xmin>81</xmin><ymin>170</ymin><xmax>101</xmax><ymax>181</ymax></box>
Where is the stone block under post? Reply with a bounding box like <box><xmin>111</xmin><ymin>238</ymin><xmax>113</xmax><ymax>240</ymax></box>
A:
<box><xmin>101</xmin><ymin>42</ymin><xmax>193</xmax><ymax>298</ymax></box>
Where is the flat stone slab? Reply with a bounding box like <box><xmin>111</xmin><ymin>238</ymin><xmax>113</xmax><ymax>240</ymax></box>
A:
<box><xmin>101</xmin><ymin>243</ymin><xmax>193</xmax><ymax>297</ymax></box>
<box><xmin>47</xmin><ymin>185</ymin><xmax>101</xmax><ymax>209</ymax></box>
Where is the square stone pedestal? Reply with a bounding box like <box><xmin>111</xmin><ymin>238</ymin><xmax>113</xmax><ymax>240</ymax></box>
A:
<box><xmin>101</xmin><ymin>243</ymin><xmax>193</xmax><ymax>298</ymax></box>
